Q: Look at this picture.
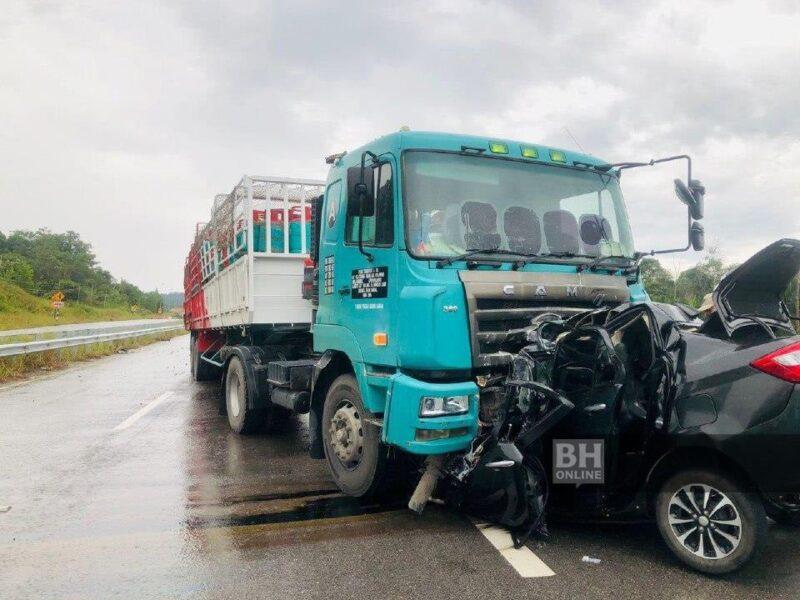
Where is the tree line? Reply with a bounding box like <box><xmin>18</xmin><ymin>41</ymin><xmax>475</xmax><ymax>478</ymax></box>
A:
<box><xmin>0</xmin><ymin>229</ymin><xmax>165</xmax><ymax>312</ymax></box>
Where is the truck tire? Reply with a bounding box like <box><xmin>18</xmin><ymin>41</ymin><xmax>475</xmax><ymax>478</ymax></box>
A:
<box><xmin>224</xmin><ymin>355</ymin><xmax>265</xmax><ymax>434</ymax></box>
<box><xmin>191</xmin><ymin>334</ymin><xmax>219</xmax><ymax>382</ymax></box>
<box><xmin>322</xmin><ymin>374</ymin><xmax>387</xmax><ymax>497</ymax></box>
<box><xmin>655</xmin><ymin>468</ymin><xmax>766</xmax><ymax>574</ymax></box>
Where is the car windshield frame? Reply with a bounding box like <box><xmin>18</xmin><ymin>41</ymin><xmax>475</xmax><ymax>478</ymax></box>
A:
<box><xmin>400</xmin><ymin>149</ymin><xmax>636</xmax><ymax>264</ymax></box>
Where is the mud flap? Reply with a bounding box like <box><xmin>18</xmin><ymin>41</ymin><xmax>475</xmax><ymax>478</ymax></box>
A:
<box><xmin>218</xmin><ymin>346</ymin><xmax>271</xmax><ymax>412</ymax></box>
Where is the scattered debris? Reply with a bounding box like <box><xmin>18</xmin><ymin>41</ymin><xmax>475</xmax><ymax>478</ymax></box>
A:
<box><xmin>582</xmin><ymin>555</ymin><xmax>602</xmax><ymax>565</ymax></box>
<box><xmin>0</xmin><ymin>505</ymin><xmax>11</xmax><ymax>513</ymax></box>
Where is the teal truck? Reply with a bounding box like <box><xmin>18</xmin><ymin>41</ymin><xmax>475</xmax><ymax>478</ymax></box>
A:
<box><xmin>184</xmin><ymin>130</ymin><xmax>705</xmax><ymax>497</ymax></box>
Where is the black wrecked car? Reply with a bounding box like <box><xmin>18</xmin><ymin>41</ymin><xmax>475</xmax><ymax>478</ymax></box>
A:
<box><xmin>436</xmin><ymin>239</ymin><xmax>800</xmax><ymax>575</ymax></box>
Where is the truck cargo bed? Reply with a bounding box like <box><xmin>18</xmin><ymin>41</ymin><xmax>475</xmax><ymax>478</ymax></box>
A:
<box><xmin>184</xmin><ymin>175</ymin><xmax>325</xmax><ymax>330</ymax></box>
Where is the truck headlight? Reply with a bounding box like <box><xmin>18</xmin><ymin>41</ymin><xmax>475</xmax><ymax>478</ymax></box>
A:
<box><xmin>419</xmin><ymin>395</ymin><xmax>469</xmax><ymax>417</ymax></box>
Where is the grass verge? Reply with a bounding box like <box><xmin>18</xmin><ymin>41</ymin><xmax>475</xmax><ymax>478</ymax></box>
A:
<box><xmin>0</xmin><ymin>330</ymin><xmax>187</xmax><ymax>383</ymax></box>
<box><xmin>0</xmin><ymin>279</ymin><xmax>159</xmax><ymax>331</ymax></box>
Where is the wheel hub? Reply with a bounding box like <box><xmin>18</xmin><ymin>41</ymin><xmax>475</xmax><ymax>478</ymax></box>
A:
<box><xmin>667</xmin><ymin>483</ymin><xmax>742</xmax><ymax>560</ymax></box>
<box><xmin>328</xmin><ymin>401</ymin><xmax>363</xmax><ymax>468</ymax></box>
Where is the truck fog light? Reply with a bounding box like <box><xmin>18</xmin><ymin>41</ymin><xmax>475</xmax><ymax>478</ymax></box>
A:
<box><xmin>415</xmin><ymin>427</ymin><xmax>469</xmax><ymax>441</ymax></box>
<box><xmin>419</xmin><ymin>395</ymin><xmax>469</xmax><ymax>417</ymax></box>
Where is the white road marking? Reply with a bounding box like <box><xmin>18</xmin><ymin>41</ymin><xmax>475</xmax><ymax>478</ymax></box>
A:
<box><xmin>472</xmin><ymin>520</ymin><xmax>555</xmax><ymax>578</ymax></box>
<box><xmin>113</xmin><ymin>391</ymin><xmax>174</xmax><ymax>431</ymax></box>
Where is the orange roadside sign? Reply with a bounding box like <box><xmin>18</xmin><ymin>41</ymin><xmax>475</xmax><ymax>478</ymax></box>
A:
<box><xmin>51</xmin><ymin>291</ymin><xmax>65</xmax><ymax>303</ymax></box>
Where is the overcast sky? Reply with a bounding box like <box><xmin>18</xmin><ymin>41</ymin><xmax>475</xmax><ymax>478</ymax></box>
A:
<box><xmin>1</xmin><ymin>0</ymin><xmax>798</xmax><ymax>292</ymax></box>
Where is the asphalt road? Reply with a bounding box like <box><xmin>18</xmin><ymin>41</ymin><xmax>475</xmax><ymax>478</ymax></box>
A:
<box><xmin>2</xmin><ymin>335</ymin><xmax>799</xmax><ymax>599</ymax></box>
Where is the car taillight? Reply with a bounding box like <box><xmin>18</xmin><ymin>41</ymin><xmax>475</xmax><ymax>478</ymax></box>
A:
<box><xmin>751</xmin><ymin>341</ymin><xmax>800</xmax><ymax>383</ymax></box>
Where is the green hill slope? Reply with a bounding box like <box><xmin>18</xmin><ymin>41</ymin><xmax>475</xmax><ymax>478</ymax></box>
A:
<box><xmin>0</xmin><ymin>279</ymin><xmax>147</xmax><ymax>330</ymax></box>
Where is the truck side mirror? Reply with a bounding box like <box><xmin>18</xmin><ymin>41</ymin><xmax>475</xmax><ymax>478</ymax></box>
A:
<box><xmin>674</xmin><ymin>178</ymin><xmax>704</xmax><ymax>220</ymax></box>
<box><xmin>689</xmin><ymin>179</ymin><xmax>705</xmax><ymax>220</ymax></box>
<box><xmin>690</xmin><ymin>221</ymin><xmax>705</xmax><ymax>251</ymax></box>
<box><xmin>346</xmin><ymin>166</ymin><xmax>376</xmax><ymax>217</ymax></box>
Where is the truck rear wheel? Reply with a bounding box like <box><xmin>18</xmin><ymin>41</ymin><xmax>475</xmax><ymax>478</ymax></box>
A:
<box><xmin>191</xmin><ymin>334</ymin><xmax>219</xmax><ymax>382</ymax></box>
<box><xmin>322</xmin><ymin>374</ymin><xmax>387</xmax><ymax>497</ymax></box>
<box><xmin>225</xmin><ymin>356</ymin><xmax>265</xmax><ymax>434</ymax></box>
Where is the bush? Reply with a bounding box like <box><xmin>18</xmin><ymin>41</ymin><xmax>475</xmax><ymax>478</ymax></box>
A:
<box><xmin>0</xmin><ymin>253</ymin><xmax>35</xmax><ymax>293</ymax></box>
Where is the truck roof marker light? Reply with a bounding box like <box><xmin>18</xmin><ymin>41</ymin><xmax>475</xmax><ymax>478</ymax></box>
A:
<box><xmin>520</xmin><ymin>146</ymin><xmax>539</xmax><ymax>159</ymax></box>
<box><xmin>488</xmin><ymin>142</ymin><xmax>509</xmax><ymax>154</ymax></box>
<box><xmin>373</xmin><ymin>332</ymin><xmax>388</xmax><ymax>346</ymax></box>
<box><xmin>549</xmin><ymin>150</ymin><xmax>567</xmax><ymax>163</ymax></box>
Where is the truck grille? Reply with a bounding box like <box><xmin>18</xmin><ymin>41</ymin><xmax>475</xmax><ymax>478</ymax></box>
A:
<box><xmin>458</xmin><ymin>270</ymin><xmax>631</xmax><ymax>369</ymax></box>
<box><xmin>473</xmin><ymin>299</ymin><xmax>597</xmax><ymax>367</ymax></box>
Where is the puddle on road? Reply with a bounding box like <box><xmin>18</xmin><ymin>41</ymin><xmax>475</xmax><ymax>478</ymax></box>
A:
<box><xmin>184</xmin><ymin>490</ymin><xmax>408</xmax><ymax>530</ymax></box>
<box><xmin>180</xmin><ymin>490</ymin><xmax>451</xmax><ymax>554</ymax></box>
<box><xmin>185</xmin><ymin>488</ymin><xmax>341</xmax><ymax>508</ymax></box>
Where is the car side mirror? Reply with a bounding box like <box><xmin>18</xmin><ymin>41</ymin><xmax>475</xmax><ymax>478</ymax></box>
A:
<box><xmin>674</xmin><ymin>178</ymin><xmax>705</xmax><ymax>220</ymax></box>
<box><xmin>690</xmin><ymin>221</ymin><xmax>705</xmax><ymax>251</ymax></box>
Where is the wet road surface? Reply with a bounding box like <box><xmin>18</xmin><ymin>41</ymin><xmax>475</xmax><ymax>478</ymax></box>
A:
<box><xmin>2</xmin><ymin>335</ymin><xmax>800</xmax><ymax>599</ymax></box>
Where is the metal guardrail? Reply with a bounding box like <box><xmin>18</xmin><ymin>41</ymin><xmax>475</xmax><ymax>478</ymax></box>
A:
<box><xmin>0</xmin><ymin>321</ymin><xmax>184</xmax><ymax>358</ymax></box>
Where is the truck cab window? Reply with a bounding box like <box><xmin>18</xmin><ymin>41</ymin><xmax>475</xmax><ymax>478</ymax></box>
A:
<box><xmin>346</xmin><ymin>162</ymin><xmax>394</xmax><ymax>247</ymax></box>
<box><xmin>324</xmin><ymin>180</ymin><xmax>342</xmax><ymax>243</ymax></box>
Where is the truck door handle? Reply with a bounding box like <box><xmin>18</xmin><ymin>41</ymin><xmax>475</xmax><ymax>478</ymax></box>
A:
<box><xmin>584</xmin><ymin>403</ymin><xmax>607</xmax><ymax>413</ymax></box>
<box><xmin>338</xmin><ymin>286</ymin><xmax>351</xmax><ymax>296</ymax></box>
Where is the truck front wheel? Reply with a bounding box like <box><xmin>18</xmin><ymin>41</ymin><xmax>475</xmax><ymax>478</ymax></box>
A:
<box><xmin>322</xmin><ymin>374</ymin><xmax>387</xmax><ymax>497</ymax></box>
<box><xmin>225</xmin><ymin>356</ymin><xmax>265</xmax><ymax>434</ymax></box>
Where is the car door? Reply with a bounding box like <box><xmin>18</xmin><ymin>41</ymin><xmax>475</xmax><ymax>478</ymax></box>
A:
<box><xmin>545</xmin><ymin>327</ymin><xmax>628</xmax><ymax>494</ymax></box>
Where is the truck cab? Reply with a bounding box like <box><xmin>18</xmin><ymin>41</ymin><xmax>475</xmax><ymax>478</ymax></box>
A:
<box><xmin>308</xmin><ymin>131</ymin><xmax>648</xmax><ymax>495</ymax></box>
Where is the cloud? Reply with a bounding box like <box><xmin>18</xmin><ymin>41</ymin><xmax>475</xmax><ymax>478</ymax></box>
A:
<box><xmin>0</xmin><ymin>0</ymin><xmax>798</xmax><ymax>290</ymax></box>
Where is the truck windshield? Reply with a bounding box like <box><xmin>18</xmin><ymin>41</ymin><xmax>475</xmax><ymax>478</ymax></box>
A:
<box><xmin>403</xmin><ymin>151</ymin><xmax>635</xmax><ymax>262</ymax></box>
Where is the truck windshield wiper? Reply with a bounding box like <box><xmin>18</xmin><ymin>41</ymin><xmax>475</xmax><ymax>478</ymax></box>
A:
<box><xmin>578</xmin><ymin>254</ymin><xmax>635</xmax><ymax>272</ymax></box>
<box><xmin>436</xmin><ymin>248</ymin><xmax>537</xmax><ymax>268</ymax></box>
<box><xmin>535</xmin><ymin>252</ymin><xmax>597</xmax><ymax>261</ymax></box>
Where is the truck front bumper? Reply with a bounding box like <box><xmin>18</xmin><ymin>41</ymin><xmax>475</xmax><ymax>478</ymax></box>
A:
<box><xmin>382</xmin><ymin>373</ymin><xmax>479</xmax><ymax>455</ymax></box>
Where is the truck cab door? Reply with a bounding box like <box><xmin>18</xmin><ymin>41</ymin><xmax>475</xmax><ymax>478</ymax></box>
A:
<box><xmin>317</xmin><ymin>155</ymin><xmax>398</xmax><ymax>367</ymax></box>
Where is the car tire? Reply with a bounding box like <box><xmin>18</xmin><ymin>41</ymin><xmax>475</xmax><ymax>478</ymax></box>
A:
<box><xmin>766</xmin><ymin>501</ymin><xmax>800</xmax><ymax>526</ymax></box>
<box><xmin>655</xmin><ymin>468</ymin><xmax>766</xmax><ymax>575</ymax></box>
<box><xmin>322</xmin><ymin>374</ymin><xmax>387</xmax><ymax>498</ymax></box>
<box><xmin>224</xmin><ymin>356</ymin><xmax>265</xmax><ymax>434</ymax></box>
<box><xmin>191</xmin><ymin>334</ymin><xmax>219</xmax><ymax>382</ymax></box>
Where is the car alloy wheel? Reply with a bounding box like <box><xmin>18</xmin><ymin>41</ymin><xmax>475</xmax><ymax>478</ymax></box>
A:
<box><xmin>667</xmin><ymin>483</ymin><xmax>742</xmax><ymax>560</ymax></box>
